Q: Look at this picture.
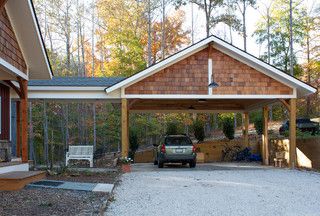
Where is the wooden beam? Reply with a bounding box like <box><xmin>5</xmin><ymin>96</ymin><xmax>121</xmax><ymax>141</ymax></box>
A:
<box><xmin>289</xmin><ymin>98</ymin><xmax>297</xmax><ymax>168</ymax></box>
<box><xmin>17</xmin><ymin>77</ymin><xmax>26</xmax><ymax>98</ymax></box>
<box><xmin>0</xmin><ymin>0</ymin><xmax>8</xmax><ymax>9</ymax></box>
<box><xmin>243</xmin><ymin>112</ymin><xmax>249</xmax><ymax>147</ymax></box>
<box><xmin>18</xmin><ymin>79</ymin><xmax>28</xmax><ymax>163</ymax></box>
<box><xmin>121</xmin><ymin>98</ymin><xmax>129</xmax><ymax>158</ymax></box>
<box><xmin>16</xmin><ymin>101</ymin><xmax>21</xmax><ymax>158</ymax></box>
<box><xmin>128</xmin><ymin>99</ymin><xmax>139</xmax><ymax>109</ymax></box>
<box><xmin>3</xmin><ymin>80</ymin><xmax>22</xmax><ymax>98</ymax></box>
<box><xmin>262</xmin><ymin>106</ymin><xmax>269</xmax><ymax>165</ymax></box>
<box><xmin>279</xmin><ymin>99</ymin><xmax>290</xmax><ymax>112</ymax></box>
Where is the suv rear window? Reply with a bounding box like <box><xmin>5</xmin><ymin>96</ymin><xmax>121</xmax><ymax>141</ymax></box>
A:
<box><xmin>165</xmin><ymin>137</ymin><xmax>192</xmax><ymax>146</ymax></box>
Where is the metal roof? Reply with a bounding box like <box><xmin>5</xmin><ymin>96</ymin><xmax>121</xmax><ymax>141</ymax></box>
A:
<box><xmin>28</xmin><ymin>77</ymin><xmax>125</xmax><ymax>87</ymax></box>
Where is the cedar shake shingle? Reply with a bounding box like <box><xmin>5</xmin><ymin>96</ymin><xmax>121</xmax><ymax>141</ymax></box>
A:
<box><xmin>126</xmin><ymin>47</ymin><xmax>293</xmax><ymax>95</ymax></box>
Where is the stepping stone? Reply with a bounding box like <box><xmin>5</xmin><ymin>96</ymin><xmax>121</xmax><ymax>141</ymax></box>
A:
<box><xmin>93</xmin><ymin>183</ymin><xmax>114</xmax><ymax>193</ymax></box>
<box><xmin>28</xmin><ymin>180</ymin><xmax>114</xmax><ymax>193</ymax></box>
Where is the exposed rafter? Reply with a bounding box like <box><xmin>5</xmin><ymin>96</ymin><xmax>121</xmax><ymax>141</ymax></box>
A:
<box><xmin>3</xmin><ymin>80</ymin><xmax>22</xmax><ymax>98</ymax></box>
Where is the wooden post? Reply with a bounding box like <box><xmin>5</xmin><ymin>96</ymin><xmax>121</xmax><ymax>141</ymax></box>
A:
<box><xmin>16</xmin><ymin>101</ymin><xmax>21</xmax><ymax>157</ymax></box>
<box><xmin>289</xmin><ymin>98</ymin><xmax>297</xmax><ymax>168</ymax></box>
<box><xmin>243</xmin><ymin>112</ymin><xmax>249</xmax><ymax>147</ymax></box>
<box><xmin>121</xmin><ymin>98</ymin><xmax>129</xmax><ymax>158</ymax></box>
<box><xmin>19</xmin><ymin>79</ymin><xmax>28</xmax><ymax>163</ymax></box>
<box><xmin>262</xmin><ymin>106</ymin><xmax>269</xmax><ymax>165</ymax></box>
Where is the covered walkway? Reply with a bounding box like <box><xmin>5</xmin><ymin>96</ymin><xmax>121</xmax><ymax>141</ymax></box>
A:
<box><xmin>23</xmin><ymin>36</ymin><xmax>317</xmax><ymax>168</ymax></box>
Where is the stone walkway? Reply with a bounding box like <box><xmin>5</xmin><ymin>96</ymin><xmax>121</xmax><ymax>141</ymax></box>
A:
<box><xmin>28</xmin><ymin>180</ymin><xmax>114</xmax><ymax>193</ymax></box>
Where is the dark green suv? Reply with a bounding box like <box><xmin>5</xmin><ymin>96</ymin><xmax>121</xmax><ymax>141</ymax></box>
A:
<box><xmin>153</xmin><ymin>135</ymin><xmax>197</xmax><ymax>168</ymax></box>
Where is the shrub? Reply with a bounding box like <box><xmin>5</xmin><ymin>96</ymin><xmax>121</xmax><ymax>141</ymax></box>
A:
<box><xmin>253</xmin><ymin>116</ymin><xmax>263</xmax><ymax>135</ymax></box>
<box><xmin>221</xmin><ymin>114</ymin><xmax>235</xmax><ymax>140</ymax></box>
<box><xmin>166</xmin><ymin>122</ymin><xmax>179</xmax><ymax>135</ymax></box>
<box><xmin>192</xmin><ymin>119</ymin><xmax>205</xmax><ymax>142</ymax></box>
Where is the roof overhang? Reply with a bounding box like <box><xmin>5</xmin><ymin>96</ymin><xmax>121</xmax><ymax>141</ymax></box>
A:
<box><xmin>105</xmin><ymin>36</ymin><xmax>317</xmax><ymax>98</ymax></box>
<box><xmin>5</xmin><ymin>0</ymin><xmax>52</xmax><ymax>80</ymax></box>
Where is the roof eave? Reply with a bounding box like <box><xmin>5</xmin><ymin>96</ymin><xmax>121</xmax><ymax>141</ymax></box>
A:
<box><xmin>5</xmin><ymin>0</ymin><xmax>53</xmax><ymax>80</ymax></box>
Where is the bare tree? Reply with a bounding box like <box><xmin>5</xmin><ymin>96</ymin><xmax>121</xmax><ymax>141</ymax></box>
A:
<box><xmin>91</xmin><ymin>0</ymin><xmax>95</xmax><ymax>77</ymax></box>
<box><xmin>28</xmin><ymin>102</ymin><xmax>36</xmax><ymax>165</ymax></box>
<box><xmin>43</xmin><ymin>100</ymin><xmax>49</xmax><ymax>167</ymax></box>
<box><xmin>234</xmin><ymin>0</ymin><xmax>256</xmax><ymax>51</ymax></box>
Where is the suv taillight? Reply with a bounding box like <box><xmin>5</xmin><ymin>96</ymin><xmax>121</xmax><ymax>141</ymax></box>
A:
<box><xmin>192</xmin><ymin>145</ymin><xmax>196</xmax><ymax>153</ymax></box>
<box><xmin>161</xmin><ymin>144</ymin><xmax>166</xmax><ymax>153</ymax></box>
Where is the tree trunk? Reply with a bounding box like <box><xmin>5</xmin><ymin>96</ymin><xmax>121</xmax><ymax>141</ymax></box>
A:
<box><xmin>161</xmin><ymin>0</ymin><xmax>166</xmax><ymax>59</ymax></box>
<box><xmin>306</xmin><ymin>33</ymin><xmax>311</xmax><ymax>117</ymax></box>
<box><xmin>242</xmin><ymin>1</ymin><xmax>247</xmax><ymax>51</ymax></box>
<box><xmin>76</xmin><ymin>0</ymin><xmax>81</xmax><ymax>76</ymax></box>
<box><xmin>93</xmin><ymin>103</ymin><xmax>97</xmax><ymax>151</ymax></box>
<box><xmin>28</xmin><ymin>102</ymin><xmax>36</xmax><ymax>166</ymax></box>
<box><xmin>147</xmin><ymin>0</ymin><xmax>152</xmax><ymax>66</ymax></box>
<box><xmin>191</xmin><ymin>2</ymin><xmax>194</xmax><ymax>44</ymax></box>
<box><xmin>65</xmin><ymin>1</ymin><xmax>71</xmax><ymax>72</ymax></box>
<box><xmin>43</xmin><ymin>100</ymin><xmax>49</xmax><ymax>167</ymax></box>
<box><xmin>289</xmin><ymin>0</ymin><xmax>293</xmax><ymax>76</ymax></box>
<box><xmin>91</xmin><ymin>0</ymin><xmax>95</xmax><ymax>77</ymax></box>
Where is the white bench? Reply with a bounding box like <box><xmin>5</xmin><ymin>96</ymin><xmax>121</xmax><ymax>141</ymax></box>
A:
<box><xmin>66</xmin><ymin>146</ymin><xmax>94</xmax><ymax>167</ymax></box>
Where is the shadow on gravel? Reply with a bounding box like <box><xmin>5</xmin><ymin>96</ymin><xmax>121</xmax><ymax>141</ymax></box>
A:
<box><xmin>132</xmin><ymin>163</ymin><xmax>270</xmax><ymax>172</ymax></box>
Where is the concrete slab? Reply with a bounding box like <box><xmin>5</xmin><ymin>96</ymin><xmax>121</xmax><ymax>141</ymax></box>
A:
<box><xmin>59</xmin><ymin>181</ymin><xmax>96</xmax><ymax>191</ymax></box>
<box><xmin>92</xmin><ymin>183</ymin><xmax>114</xmax><ymax>193</ymax></box>
<box><xmin>28</xmin><ymin>180</ymin><xmax>114</xmax><ymax>193</ymax></box>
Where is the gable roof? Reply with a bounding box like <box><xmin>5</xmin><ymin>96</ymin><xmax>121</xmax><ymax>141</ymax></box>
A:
<box><xmin>29</xmin><ymin>77</ymin><xmax>125</xmax><ymax>87</ymax></box>
<box><xmin>105</xmin><ymin>35</ymin><xmax>317</xmax><ymax>98</ymax></box>
<box><xmin>5</xmin><ymin>0</ymin><xmax>52</xmax><ymax>80</ymax></box>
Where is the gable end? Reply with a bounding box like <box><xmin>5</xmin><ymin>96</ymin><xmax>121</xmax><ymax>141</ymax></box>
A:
<box><xmin>0</xmin><ymin>8</ymin><xmax>27</xmax><ymax>73</ymax></box>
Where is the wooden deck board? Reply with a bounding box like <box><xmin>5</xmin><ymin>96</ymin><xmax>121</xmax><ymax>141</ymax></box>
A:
<box><xmin>0</xmin><ymin>171</ymin><xmax>46</xmax><ymax>191</ymax></box>
<box><xmin>0</xmin><ymin>171</ymin><xmax>44</xmax><ymax>180</ymax></box>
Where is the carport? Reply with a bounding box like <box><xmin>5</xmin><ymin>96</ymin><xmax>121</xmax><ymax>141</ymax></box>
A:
<box><xmin>27</xmin><ymin>36</ymin><xmax>316</xmax><ymax>168</ymax></box>
<box><xmin>105</xmin><ymin>36</ymin><xmax>316</xmax><ymax>168</ymax></box>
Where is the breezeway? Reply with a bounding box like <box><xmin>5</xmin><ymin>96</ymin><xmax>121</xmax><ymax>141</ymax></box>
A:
<box><xmin>105</xmin><ymin>163</ymin><xmax>320</xmax><ymax>216</ymax></box>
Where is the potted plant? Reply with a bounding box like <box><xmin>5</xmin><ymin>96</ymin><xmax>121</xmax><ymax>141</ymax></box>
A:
<box><xmin>119</xmin><ymin>157</ymin><xmax>133</xmax><ymax>173</ymax></box>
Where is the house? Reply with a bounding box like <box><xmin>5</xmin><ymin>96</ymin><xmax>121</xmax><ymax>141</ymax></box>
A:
<box><xmin>0</xmin><ymin>0</ymin><xmax>52</xmax><ymax>167</ymax></box>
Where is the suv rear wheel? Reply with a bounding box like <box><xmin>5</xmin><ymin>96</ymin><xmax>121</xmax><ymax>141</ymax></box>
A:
<box><xmin>157</xmin><ymin>157</ymin><xmax>164</xmax><ymax>168</ymax></box>
<box><xmin>158</xmin><ymin>161</ymin><xmax>164</xmax><ymax>168</ymax></box>
<box><xmin>189</xmin><ymin>160</ymin><xmax>196</xmax><ymax>168</ymax></box>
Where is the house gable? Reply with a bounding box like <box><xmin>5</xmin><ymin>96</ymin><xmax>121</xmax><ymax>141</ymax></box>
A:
<box><xmin>0</xmin><ymin>7</ymin><xmax>27</xmax><ymax>73</ymax></box>
<box><xmin>125</xmin><ymin>49</ymin><xmax>209</xmax><ymax>95</ymax></box>
<box><xmin>210</xmin><ymin>48</ymin><xmax>293</xmax><ymax>95</ymax></box>
<box><xmin>125</xmin><ymin>46</ymin><xmax>293</xmax><ymax>95</ymax></box>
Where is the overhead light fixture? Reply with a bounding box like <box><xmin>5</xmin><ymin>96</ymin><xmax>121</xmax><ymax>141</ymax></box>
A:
<box><xmin>198</xmin><ymin>99</ymin><xmax>207</xmax><ymax>103</ymax></box>
<box><xmin>208</xmin><ymin>81</ymin><xmax>219</xmax><ymax>89</ymax></box>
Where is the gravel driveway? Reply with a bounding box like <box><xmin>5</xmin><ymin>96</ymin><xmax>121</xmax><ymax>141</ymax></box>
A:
<box><xmin>105</xmin><ymin>163</ymin><xmax>320</xmax><ymax>216</ymax></box>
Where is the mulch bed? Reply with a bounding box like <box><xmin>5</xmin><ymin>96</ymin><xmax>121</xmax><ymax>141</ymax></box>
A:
<box><xmin>0</xmin><ymin>169</ymin><xmax>121</xmax><ymax>216</ymax></box>
<box><xmin>47</xmin><ymin>170</ymin><xmax>121</xmax><ymax>184</ymax></box>
<box><xmin>0</xmin><ymin>188</ymin><xmax>106</xmax><ymax>216</ymax></box>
